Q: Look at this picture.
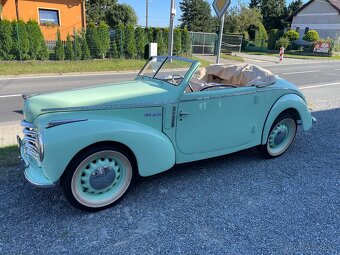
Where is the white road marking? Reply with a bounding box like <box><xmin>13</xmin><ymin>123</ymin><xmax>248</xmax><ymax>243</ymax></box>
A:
<box><xmin>282</xmin><ymin>70</ymin><xmax>319</xmax><ymax>75</ymax></box>
<box><xmin>334</xmin><ymin>69</ymin><xmax>340</xmax><ymax>71</ymax></box>
<box><xmin>0</xmin><ymin>94</ymin><xmax>21</xmax><ymax>98</ymax></box>
<box><xmin>300</xmin><ymin>82</ymin><xmax>340</xmax><ymax>90</ymax></box>
<box><xmin>0</xmin><ymin>71</ymin><xmax>138</xmax><ymax>81</ymax></box>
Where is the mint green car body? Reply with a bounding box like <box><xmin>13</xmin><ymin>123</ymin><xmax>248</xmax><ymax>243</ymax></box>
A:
<box><xmin>19</xmin><ymin>57</ymin><xmax>314</xmax><ymax>188</ymax></box>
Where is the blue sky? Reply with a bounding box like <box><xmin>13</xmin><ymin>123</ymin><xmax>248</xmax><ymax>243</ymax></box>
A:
<box><xmin>118</xmin><ymin>0</ymin><xmax>307</xmax><ymax>27</ymax></box>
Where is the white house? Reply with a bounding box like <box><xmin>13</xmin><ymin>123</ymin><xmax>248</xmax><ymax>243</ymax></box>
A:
<box><xmin>287</xmin><ymin>0</ymin><xmax>340</xmax><ymax>40</ymax></box>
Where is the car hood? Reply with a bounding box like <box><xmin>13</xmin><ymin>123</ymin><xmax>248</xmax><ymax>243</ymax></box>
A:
<box><xmin>24</xmin><ymin>80</ymin><xmax>171</xmax><ymax>122</ymax></box>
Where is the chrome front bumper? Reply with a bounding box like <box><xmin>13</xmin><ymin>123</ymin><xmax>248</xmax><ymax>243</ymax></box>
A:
<box><xmin>17</xmin><ymin>136</ymin><xmax>55</xmax><ymax>188</ymax></box>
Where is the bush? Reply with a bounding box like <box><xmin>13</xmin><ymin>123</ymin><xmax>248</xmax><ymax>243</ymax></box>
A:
<box><xmin>173</xmin><ymin>28</ymin><xmax>182</xmax><ymax>55</ymax></box>
<box><xmin>97</xmin><ymin>21</ymin><xmax>110</xmax><ymax>59</ymax></box>
<box><xmin>303</xmin><ymin>30</ymin><xmax>319</xmax><ymax>42</ymax></box>
<box><xmin>65</xmin><ymin>33</ymin><xmax>75</xmax><ymax>60</ymax></box>
<box><xmin>284</xmin><ymin>30</ymin><xmax>299</xmax><ymax>41</ymax></box>
<box><xmin>125</xmin><ymin>24</ymin><xmax>137</xmax><ymax>59</ymax></box>
<box><xmin>86</xmin><ymin>22</ymin><xmax>100</xmax><ymax>58</ymax></box>
<box><xmin>0</xmin><ymin>20</ymin><xmax>13</xmax><ymax>60</ymax></box>
<box><xmin>154</xmin><ymin>28</ymin><xmax>165</xmax><ymax>55</ymax></box>
<box><xmin>255</xmin><ymin>23</ymin><xmax>268</xmax><ymax>48</ymax></box>
<box><xmin>80</xmin><ymin>29</ymin><xmax>90</xmax><ymax>60</ymax></box>
<box><xmin>73</xmin><ymin>32</ymin><xmax>82</xmax><ymax>60</ymax></box>
<box><xmin>54</xmin><ymin>29</ymin><xmax>65</xmax><ymax>60</ymax></box>
<box><xmin>267</xmin><ymin>29</ymin><xmax>284</xmax><ymax>50</ymax></box>
<box><xmin>26</xmin><ymin>20</ymin><xmax>48</xmax><ymax>60</ymax></box>
<box><xmin>182</xmin><ymin>27</ymin><xmax>191</xmax><ymax>56</ymax></box>
<box><xmin>135</xmin><ymin>27</ymin><xmax>146</xmax><ymax>59</ymax></box>
<box><xmin>115</xmin><ymin>24</ymin><xmax>125</xmax><ymax>58</ymax></box>
<box><xmin>163</xmin><ymin>28</ymin><xmax>169</xmax><ymax>54</ymax></box>
<box><xmin>110</xmin><ymin>40</ymin><xmax>119</xmax><ymax>58</ymax></box>
<box><xmin>11</xmin><ymin>20</ymin><xmax>30</xmax><ymax>60</ymax></box>
<box><xmin>276</xmin><ymin>37</ymin><xmax>290</xmax><ymax>50</ymax></box>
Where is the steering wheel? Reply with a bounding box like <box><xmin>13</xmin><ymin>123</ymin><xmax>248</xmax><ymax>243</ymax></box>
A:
<box><xmin>200</xmin><ymin>84</ymin><xmax>237</xmax><ymax>92</ymax></box>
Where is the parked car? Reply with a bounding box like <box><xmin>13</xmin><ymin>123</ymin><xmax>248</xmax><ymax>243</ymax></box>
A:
<box><xmin>18</xmin><ymin>56</ymin><xmax>316</xmax><ymax>211</ymax></box>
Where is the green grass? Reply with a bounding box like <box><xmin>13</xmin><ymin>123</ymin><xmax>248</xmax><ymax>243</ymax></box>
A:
<box><xmin>0</xmin><ymin>146</ymin><xmax>19</xmax><ymax>168</ymax></box>
<box><xmin>221</xmin><ymin>54</ymin><xmax>245</xmax><ymax>62</ymax></box>
<box><xmin>0</xmin><ymin>56</ymin><xmax>213</xmax><ymax>76</ymax></box>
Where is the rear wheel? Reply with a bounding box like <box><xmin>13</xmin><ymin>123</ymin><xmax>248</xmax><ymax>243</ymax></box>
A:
<box><xmin>62</xmin><ymin>145</ymin><xmax>134</xmax><ymax>211</ymax></box>
<box><xmin>260</xmin><ymin>113</ymin><xmax>297</xmax><ymax>158</ymax></box>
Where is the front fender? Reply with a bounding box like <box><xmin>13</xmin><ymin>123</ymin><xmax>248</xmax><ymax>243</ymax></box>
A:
<box><xmin>261</xmin><ymin>94</ymin><xmax>313</xmax><ymax>144</ymax></box>
<box><xmin>41</xmin><ymin>118</ymin><xmax>175</xmax><ymax>182</ymax></box>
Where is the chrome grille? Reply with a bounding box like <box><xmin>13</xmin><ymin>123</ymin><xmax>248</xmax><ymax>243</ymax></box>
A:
<box><xmin>21</xmin><ymin>120</ymin><xmax>39</xmax><ymax>161</ymax></box>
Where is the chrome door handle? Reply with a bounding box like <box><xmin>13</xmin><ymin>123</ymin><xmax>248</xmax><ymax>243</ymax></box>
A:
<box><xmin>179</xmin><ymin>111</ymin><xmax>190</xmax><ymax>117</ymax></box>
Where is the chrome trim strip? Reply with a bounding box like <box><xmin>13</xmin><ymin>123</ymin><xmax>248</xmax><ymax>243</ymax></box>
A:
<box><xmin>180</xmin><ymin>91</ymin><xmax>256</xmax><ymax>103</ymax></box>
<box><xmin>46</xmin><ymin>119</ymin><xmax>88</xmax><ymax>129</ymax></box>
<box><xmin>41</xmin><ymin>101</ymin><xmax>177</xmax><ymax>113</ymax></box>
<box><xmin>21</xmin><ymin>120</ymin><xmax>35</xmax><ymax>128</ymax></box>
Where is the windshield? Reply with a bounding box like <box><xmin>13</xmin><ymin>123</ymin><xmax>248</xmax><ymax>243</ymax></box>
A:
<box><xmin>138</xmin><ymin>56</ymin><xmax>195</xmax><ymax>86</ymax></box>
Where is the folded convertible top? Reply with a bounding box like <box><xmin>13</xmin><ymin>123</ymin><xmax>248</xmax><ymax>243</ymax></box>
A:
<box><xmin>199</xmin><ymin>63</ymin><xmax>277</xmax><ymax>87</ymax></box>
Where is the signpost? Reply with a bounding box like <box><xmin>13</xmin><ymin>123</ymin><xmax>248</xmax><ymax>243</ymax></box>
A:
<box><xmin>213</xmin><ymin>0</ymin><xmax>231</xmax><ymax>64</ymax></box>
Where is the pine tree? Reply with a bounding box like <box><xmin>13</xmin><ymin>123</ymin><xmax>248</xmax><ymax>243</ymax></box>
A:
<box><xmin>135</xmin><ymin>27</ymin><xmax>146</xmax><ymax>59</ymax></box>
<box><xmin>154</xmin><ymin>28</ymin><xmax>165</xmax><ymax>55</ymax></box>
<box><xmin>173</xmin><ymin>28</ymin><xmax>182</xmax><ymax>55</ymax></box>
<box><xmin>73</xmin><ymin>32</ymin><xmax>82</xmax><ymax>60</ymax></box>
<box><xmin>179</xmin><ymin>0</ymin><xmax>215</xmax><ymax>32</ymax></box>
<box><xmin>115</xmin><ymin>24</ymin><xmax>125</xmax><ymax>58</ymax></box>
<box><xmin>125</xmin><ymin>25</ymin><xmax>136</xmax><ymax>59</ymax></box>
<box><xmin>25</xmin><ymin>20</ymin><xmax>48</xmax><ymax>60</ymax></box>
<box><xmin>80</xmin><ymin>29</ymin><xmax>90</xmax><ymax>60</ymax></box>
<box><xmin>181</xmin><ymin>27</ymin><xmax>191</xmax><ymax>56</ymax></box>
<box><xmin>287</xmin><ymin>0</ymin><xmax>303</xmax><ymax>15</ymax></box>
<box><xmin>97</xmin><ymin>21</ymin><xmax>110</xmax><ymax>59</ymax></box>
<box><xmin>110</xmin><ymin>39</ymin><xmax>118</xmax><ymax>58</ymax></box>
<box><xmin>55</xmin><ymin>29</ymin><xmax>65</xmax><ymax>60</ymax></box>
<box><xmin>0</xmin><ymin>20</ymin><xmax>13</xmax><ymax>60</ymax></box>
<box><xmin>65</xmin><ymin>33</ymin><xmax>75</xmax><ymax>60</ymax></box>
<box><xmin>11</xmin><ymin>20</ymin><xmax>30</xmax><ymax>60</ymax></box>
<box><xmin>163</xmin><ymin>28</ymin><xmax>169</xmax><ymax>55</ymax></box>
<box><xmin>86</xmin><ymin>22</ymin><xmax>100</xmax><ymax>58</ymax></box>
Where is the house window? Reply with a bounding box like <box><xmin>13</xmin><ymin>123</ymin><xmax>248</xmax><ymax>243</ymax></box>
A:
<box><xmin>304</xmin><ymin>27</ymin><xmax>309</xmax><ymax>34</ymax></box>
<box><xmin>295</xmin><ymin>27</ymin><xmax>300</xmax><ymax>33</ymax></box>
<box><xmin>39</xmin><ymin>9</ymin><xmax>60</xmax><ymax>26</ymax></box>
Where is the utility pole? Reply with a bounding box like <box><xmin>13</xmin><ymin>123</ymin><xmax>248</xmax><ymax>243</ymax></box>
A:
<box><xmin>146</xmin><ymin>0</ymin><xmax>149</xmax><ymax>28</ymax></box>
<box><xmin>168</xmin><ymin>0</ymin><xmax>176</xmax><ymax>57</ymax></box>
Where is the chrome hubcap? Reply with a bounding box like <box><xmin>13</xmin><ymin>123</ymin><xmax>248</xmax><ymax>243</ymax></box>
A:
<box><xmin>71</xmin><ymin>150</ymin><xmax>132</xmax><ymax>208</ymax></box>
<box><xmin>267</xmin><ymin>118</ymin><xmax>296</xmax><ymax>156</ymax></box>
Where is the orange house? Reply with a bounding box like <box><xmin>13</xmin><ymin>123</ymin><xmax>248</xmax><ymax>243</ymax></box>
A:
<box><xmin>0</xmin><ymin>0</ymin><xmax>86</xmax><ymax>40</ymax></box>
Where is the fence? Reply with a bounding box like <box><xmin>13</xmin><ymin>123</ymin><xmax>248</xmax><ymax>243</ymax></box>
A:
<box><xmin>190</xmin><ymin>32</ymin><xmax>243</xmax><ymax>55</ymax></box>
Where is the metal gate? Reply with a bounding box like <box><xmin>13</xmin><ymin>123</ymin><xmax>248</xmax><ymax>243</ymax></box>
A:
<box><xmin>190</xmin><ymin>32</ymin><xmax>242</xmax><ymax>54</ymax></box>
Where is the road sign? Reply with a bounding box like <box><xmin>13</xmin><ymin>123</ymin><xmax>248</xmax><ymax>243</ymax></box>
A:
<box><xmin>213</xmin><ymin>0</ymin><xmax>231</xmax><ymax>19</ymax></box>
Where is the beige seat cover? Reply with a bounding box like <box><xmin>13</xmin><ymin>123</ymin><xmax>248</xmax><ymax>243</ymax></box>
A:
<box><xmin>199</xmin><ymin>63</ymin><xmax>277</xmax><ymax>87</ymax></box>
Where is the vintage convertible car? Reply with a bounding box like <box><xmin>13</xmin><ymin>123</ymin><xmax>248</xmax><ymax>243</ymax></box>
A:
<box><xmin>18</xmin><ymin>56</ymin><xmax>316</xmax><ymax>211</ymax></box>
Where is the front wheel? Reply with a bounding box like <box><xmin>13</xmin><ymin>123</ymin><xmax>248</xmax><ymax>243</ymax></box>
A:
<box><xmin>260</xmin><ymin>113</ymin><xmax>297</xmax><ymax>158</ymax></box>
<box><xmin>61</xmin><ymin>145</ymin><xmax>134</xmax><ymax>211</ymax></box>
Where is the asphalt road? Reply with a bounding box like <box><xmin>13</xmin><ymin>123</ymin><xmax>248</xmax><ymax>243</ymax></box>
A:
<box><xmin>0</xmin><ymin>78</ymin><xmax>339</xmax><ymax>254</ymax></box>
<box><xmin>0</xmin><ymin>60</ymin><xmax>340</xmax><ymax>123</ymax></box>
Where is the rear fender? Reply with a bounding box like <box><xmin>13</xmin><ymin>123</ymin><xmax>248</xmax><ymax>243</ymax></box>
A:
<box><xmin>261</xmin><ymin>94</ymin><xmax>313</xmax><ymax>144</ymax></box>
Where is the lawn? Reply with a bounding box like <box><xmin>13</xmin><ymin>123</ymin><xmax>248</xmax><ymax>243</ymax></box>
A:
<box><xmin>0</xmin><ymin>56</ymin><xmax>212</xmax><ymax>76</ymax></box>
<box><xmin>0</xmin><ymin>146</ymin><xmax>19</xmax><ymax>168</ymax></box>
<box><xmin>221</xmin><ymin>54</ymin><xmax>245</xmax><ymax>62</ymax></box>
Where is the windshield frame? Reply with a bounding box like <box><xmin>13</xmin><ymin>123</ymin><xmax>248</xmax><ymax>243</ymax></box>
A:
<box><xmin>138</xmin><ymin>56</ymin><xmax>197</xmax><ymax>86</ymax></box>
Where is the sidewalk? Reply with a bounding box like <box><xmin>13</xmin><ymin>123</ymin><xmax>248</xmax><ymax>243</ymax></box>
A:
<box><xmin>0</xmin><ymin>121</ymin><xmax>22</xmax><ymax>147</ymax></box>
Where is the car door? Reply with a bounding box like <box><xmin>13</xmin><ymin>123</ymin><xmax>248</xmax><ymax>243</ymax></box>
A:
<box><xmin>176</xmin><ymin>86</ymin><xmax>258</xmax><ymax>155</ymax></box>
